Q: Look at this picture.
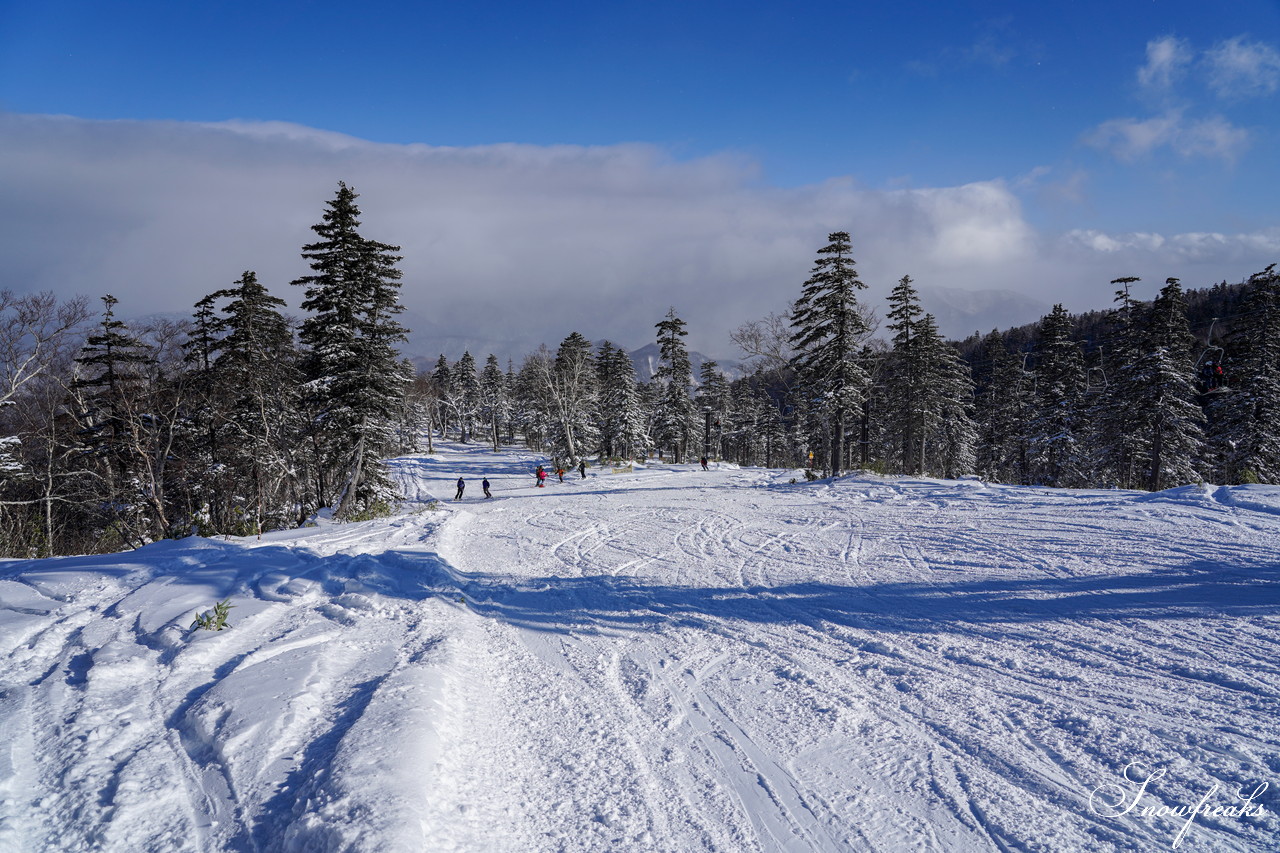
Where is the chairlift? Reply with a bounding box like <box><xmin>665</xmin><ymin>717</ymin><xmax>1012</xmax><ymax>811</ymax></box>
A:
<box><xmin>1194</xmin><ymin>318</ymin><xmax>1229</xmax><ymax>394</ymax></box>
<box><xmin>1020</xmin><ymin>351</ymin><xmax>1038</xmax><ymax>395</ymax></box>
<box><xmin>1084</xmin><ymin>346</ymin><xmax>1108</xmax><ymax>395</ymax></box>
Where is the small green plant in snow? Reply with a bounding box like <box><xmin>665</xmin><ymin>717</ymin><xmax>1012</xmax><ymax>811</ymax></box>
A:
<box><xmin>191</xmin><ymin>599</ymin><xmax>234</xmax><ymax>632</ymax></box>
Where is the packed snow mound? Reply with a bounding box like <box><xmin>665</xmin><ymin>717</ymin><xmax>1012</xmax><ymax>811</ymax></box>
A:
<box><xmin>2</xmin><ymin>444</ymin><xmax>1278</xmax><ymax>852</ymax></box>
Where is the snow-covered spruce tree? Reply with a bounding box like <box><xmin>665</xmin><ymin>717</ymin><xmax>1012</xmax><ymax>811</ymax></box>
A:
<box><xmin>512</xmin><ymin>348</ymin><xmax>554</xmax><ymax>452</ymax></box>
<box><xmin>1090</xmin><ymin>277</ymin><xmax>1149</xmax><ymax>488</ymax></box>
<box><xmin>973</xmin><ymin>331</ymin><xmax>1032</xmax><ymax>483</ymax></box>
<box><xmin>177</xmin><ymin>290</ymin><xmax>230</xmax><ymax>530</ymax></box>
<box><xmin>210</xmin><ymin>271</ymin><xmax>303</xmax><ymax>532</ymax></box>
<box><xmin>916</xmin><ymin>314</ymin><xmax>978</xmax><ymax>478</ymax></box>
<box><xmin>292</xmin><ymin>182</ymin><xmax>409</xmax><ymax>518</ymax></box>
<box><xmin>789</xmin><ymin>233</ymin><xmax>871</xmax><ymax>476</ymax></box>
<box><xmin>505</xmin><ymin>359</ymin><xmax>518</xmax><ymax>443</ymax></box>
<box><xmin>696</xmin><ymin>360</ymin><xmax>729</xmax><ymax>460</ymax></box>
<box><xmin>881</xmin><ymin>275</ymin><xmax>927</xmax><ymax>474</ymax></box>
<box><xmin>858</xmin><ymin>343</ymin><xmax>897</xmax><ymax>472</ymax></box>
<box><xmin>429</xmin><ymin>354</ymin><xmax>452</xmax><ymax>442</ymax></box>
<box><xmin>595</xmin><ymin>340</ymin><xmax>648</xmax><ymax>460</ymax></box>
<box><xmin>1027</xmin><ymin>305</ymin><xmax>1087</xmax><ymax>486</ymax></box>
<box><xmin>1206</xmin><ymin>265</ymin><xmax>1280</xmax><ymax>482</ymax></box>
<box><xmin>1139</xmin><ymin>278</ymin><xmax>1205</xmax><ymax>490</ymax></box>
<box><xmin>1090</xmin><ymin>277</ymin><xmax>1204</xmax><ymax>489</ymax></box>
<box><xmin>71</xmin><ymin>295</ymin><xmax>158</xmax><ymax>546</ymax></box>
<box><xmin>479</xmin><ymin>353</ymin><xmax>510</xmax><ymax>452</ymax></box>
<box><xmin>652</xmin><ymin>309</ymin><xmax>698</xmax><ymax>464</ymax></box>
<box><xmin>450</xmin><ymin>351</ymin><xmax>481</xmax><ymax>443</ymax></box>
<box><xmin>875</xmin><ymin>281</ymin><xmax>975</xmax><ymax>478</ymax></box>
<box><xmin>721</xmin><ymin>376</ymin><xmax>783</xmax><ymax>467</ymax></box>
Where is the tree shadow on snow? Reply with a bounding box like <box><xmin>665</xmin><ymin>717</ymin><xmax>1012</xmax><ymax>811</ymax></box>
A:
<box><xmin>445</xmin><ymin>557</ymin><xmax>1280</xmax><ymax>637</ymax></box>
<box><xmin>7</xmin><ymin>533</ymin><xmax>1276</xmax><ymax>639</ymax></box>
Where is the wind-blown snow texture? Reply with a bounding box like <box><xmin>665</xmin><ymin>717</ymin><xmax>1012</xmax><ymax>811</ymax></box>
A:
<box><xmin>1</xmin><ymin>443</ymin><xmax>1278</xmax><ymax>852</ymax></box>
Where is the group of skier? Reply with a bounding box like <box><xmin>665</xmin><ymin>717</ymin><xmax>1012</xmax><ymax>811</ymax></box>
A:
<box><xmin>453</xmin><ymin>456</ymin><xmax>709</xmax><ymax>501</ymax></box>
<box><xmin>453</xmin><ymin>476</ymin><xmax>492</xmax><ymax>500</ymax></box>
<box><xmin>454</xmin><ymin>459</ymin><xmax>592</xmax><ymax>500</ymax></box>
<box><xmin>1200</xmin><ymin>359</ymin><xmax>1227</xmax><ymax>390</ymax></box>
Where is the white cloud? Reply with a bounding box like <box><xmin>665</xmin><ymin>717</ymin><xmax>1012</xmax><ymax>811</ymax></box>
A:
<box><xmin>1085</xmin><ymin>110</ymin><xmax>1249</xmax><ymax>163</ymax></box>
<box><xmin>1062</xmin><ymin>228</ymin><xmax>1280</xmax><ymax>262</ymax></box>
<box><xmin>1206</xmin><ymin>36</ymin><xmax>1280</xmax><ymax>98</ymax></box>
<box><xmin>1089</xmin><ymin>35</ymin><xmax>1276</xmax><ymax>168</ymax></box>
<box><xmin>1174</xmin><ymin>114</ymin><xmax>1251</xmax><ymax>161</ymax></box>
<box><xmin>1138</xmin><ymin>36</ymin><xmax>1192</xmax><ymax>91</ymax></box>
<box><xmin>1085</xmin><ymin>112</ymin><xmax>1183</xmax><ymax>160</ymax></box>
<box><xmin>0</xmin><ymin>113</ymin><xmax>1275</xmax><ymax>354</ymax></box>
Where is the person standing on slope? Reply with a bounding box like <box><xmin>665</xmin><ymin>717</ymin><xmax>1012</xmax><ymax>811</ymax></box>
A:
<box><xmin>482</xmin><ymin>477</ymin><xmax>492</xmax><ymax>499</ymax></box>
<box><xmin>536</xmin><ymin>466</ymin><xmax>547</xmax><ymax>488</ymax></box>
<box><xmin>700</xmin><ymin>456</ymin><xmax>709</xmax><ymax>471</ymax></box>
<box><xmin>579</xmin><ymin>460</ymin><xmax>587</xmax><ymax>479</ymax></box>
<box><xmin>454</xmin><ymin>477</ymin><xmax>465</xmax><ymax>500</ymax></box>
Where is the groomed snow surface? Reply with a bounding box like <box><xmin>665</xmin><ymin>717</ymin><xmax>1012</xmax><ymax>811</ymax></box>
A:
<box><xmin>1</xmin><ymin>443</ymin><xmax>1278</xmax><ymax>852</ymax></box>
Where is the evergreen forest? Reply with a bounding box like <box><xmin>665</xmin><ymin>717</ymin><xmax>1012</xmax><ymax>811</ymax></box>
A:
<box><xmin>3</xmin><ymin>187</ymin><xmax>1278</xmax><ymax>557</ymax></box>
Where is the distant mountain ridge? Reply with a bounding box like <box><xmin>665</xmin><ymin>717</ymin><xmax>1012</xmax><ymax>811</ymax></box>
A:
<box><xmin>626</xmin><ymin>342</ymin><xmax>741</xmax><ymax>384</ymax></box>
<box><xmin>915</xmin><ymin>285</ymin><xmax>1052</xmax><ymax>339</ymax></box>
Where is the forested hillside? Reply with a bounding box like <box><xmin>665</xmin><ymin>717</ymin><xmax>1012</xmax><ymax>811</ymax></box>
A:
<box><xmin>3</xmin><ymin>189</ymin><xmax>1278</xmax><ymax>558</ymax></box>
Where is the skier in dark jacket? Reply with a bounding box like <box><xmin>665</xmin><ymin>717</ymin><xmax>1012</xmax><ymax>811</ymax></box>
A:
<box><xmin>482</xmin><ymin>478</ymin><xmax>492</xmax><ymax>499</ymax></box>
<box><xmin>454</xmin><ymin>477</ymin><xmax>465</xmax><ymax>500</ymax></box>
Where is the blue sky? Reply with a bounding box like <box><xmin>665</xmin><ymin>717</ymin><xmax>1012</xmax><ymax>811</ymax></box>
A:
<box><xmin>2</xmin><ymin>0</ymin><xmax>1279</xmax><ymax>354</ymax></box>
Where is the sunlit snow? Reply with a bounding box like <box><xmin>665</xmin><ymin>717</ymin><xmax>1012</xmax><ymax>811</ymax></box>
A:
<box><xmin>1</xmin><ymin>443</ymin><xmax>1277</xmax><ymax>851</ymax></box>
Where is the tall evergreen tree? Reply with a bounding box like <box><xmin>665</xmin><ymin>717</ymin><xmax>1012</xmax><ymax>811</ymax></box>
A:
<box><xmin>973</xmin><ymin>331</ymin><xmax>1032</xmax><ymax>483</ymax></box>
<box><xmin>512</xmin><ymin>348</ymin><xmax>554</xmax><ymax>451</ymax></box>
<box><xmin>1027</xmin><ymin>305</ymin><xmax>1086</xmax><ymax>486</ymax></box>
<box><xmin>292</xmin><ymin>182</ymin><xmax>409</xmax><ymax>516</ymax></box>
<box><xmin>1091</xmin><ymin>277</ymin><xmax>1148</xmax><ymax>487</ymax></box>
<box><xmin>178</xmin><ymin>291</ymin><xmax>230</xmax><ymax>530</ymax></box>
<box><xmin>213</xmin><ymin>271</ymin><xmax>302</xmax><ymax>531</ymax></box>
<box><xmin>696</xmin><ymin>360</ymin><xmax>729</xmax><ymax>460</ymax></box>
<box><xmin>789</xmin><ymin>232</ymin><xmax>870</xmax><ymax>475</ymax></box>
<box><xmin>883</xmin><ymin>275</ymin><xmax>927</xmax><ymax>474</ymax></box>
<box><xmin>595</xmin><ymin>341</ymin><xmax>648</xmax><ymax>460</ymax></box>
<box><xmin>917</xmin><ymin>314</ymin><xmax>978</xmax><ymax>478</ymax></box>
<box><xmin>430</xmin><ymin>354</ymin><xmax>453</xmax><ymax>440</ymax></box>
<box><xmin>479</xmin><ymin>353</ymin><xmax>510</xmax><ymax>452</ymax></box>
<box><xmin>451</xmin><ymin>351</ymin><xmax>481</xmax><ymax>443</ymax></box>
<box><xmin>652</xmin><ymin>309</ymin><xmax>697</xmax><ymax>463</ymax></box>
<box><xmin>1091</xmin><ymin>277</ymin><xmax>1204</xmax><ymax>489</ymax></box>
<box><xmin>1208</xmin><ymin>265</ymin><xmax>1280</xmax><ymax>482</ymax></box>
<box><xmin>1140</xmin><ymin>278</ymin><xmax>1205</xmax><ymax>489</ymax></box>
<box><xmin>72</xmin><ymin>295</ymin><xmax>157</xmax><ymax>544</ymax></box>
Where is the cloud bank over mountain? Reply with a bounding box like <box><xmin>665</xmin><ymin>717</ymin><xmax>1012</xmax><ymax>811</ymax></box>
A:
<box><xmin>3</xmin><ymin>113</ymin><xmax>1276</xmax><ymax>355</ymax></box>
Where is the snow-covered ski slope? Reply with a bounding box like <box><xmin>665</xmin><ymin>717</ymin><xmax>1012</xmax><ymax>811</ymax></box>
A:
<box><xmin>2</xmin><ymin>443</ymin><xmax>1278</xmax><ymax>852</ymax></box>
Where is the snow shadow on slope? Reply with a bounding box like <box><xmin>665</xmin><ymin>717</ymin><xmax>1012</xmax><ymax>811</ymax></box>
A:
<box><xmin>8</xmin><ymin>533</ymin><xmax>1274</xmax><ymax>640</ymax></box>
<box><xmin>452</xmin><ymin>558</ymin><xmax>1280</xmax><ymax>636</ymax></box>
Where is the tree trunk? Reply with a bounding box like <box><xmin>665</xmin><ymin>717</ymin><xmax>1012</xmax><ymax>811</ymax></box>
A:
<box><xmin>831</xmin><ymin>411</ymin><xmax>844</xmax><ymax>476</ymax></box>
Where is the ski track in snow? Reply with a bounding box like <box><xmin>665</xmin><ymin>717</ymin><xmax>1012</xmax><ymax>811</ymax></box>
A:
<box><xmin>1</xmin><ymin>443</ymin><xmax>1278</xmax><ymax>851</ymax></box>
